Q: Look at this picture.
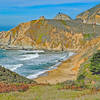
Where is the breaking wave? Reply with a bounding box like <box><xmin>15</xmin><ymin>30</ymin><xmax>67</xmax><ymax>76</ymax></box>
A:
<box><xmin>20</xmin><ymin>53</ymin><xmax>39</xmax><ymax>61</ymax></box>
<box><xmin>11</xmin><ymin>64</ymin><xmax>23</xmax><ymax>71</ymax></box>
<box><xmin>27</xmin><ymin>70</ymin><xmax>48</xmax><ymax>79</ymax></box>
<box><xmin>3</xmin><ymin>64</ymin><xmax>23</xmax><ymax>71</ymax></box>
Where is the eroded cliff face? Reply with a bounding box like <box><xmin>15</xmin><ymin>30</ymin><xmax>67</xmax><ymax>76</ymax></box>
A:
<box><xmin>77</xmin><ymin>4</ymin><xmax>100</xmax><ymax>24</ymax></box>
<box><xmin>0</xmin><ymin>19</ymin><xmax>86</xmax><ymax>51</ymax></box>
<box><xmin>1</xmin><ymin>7</ymin><xmax>100</xmax><ymax>51</ymax></box>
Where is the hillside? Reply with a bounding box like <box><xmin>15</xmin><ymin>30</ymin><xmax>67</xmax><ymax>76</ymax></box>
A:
<box><xmin>0</xmin><ymin>18</ymin><xmax>100</xmax><ymax>51</ymax></box>
<box><xmin>0</xmin><ymin>66</ymin><xmax>35</xmax><ymax>93</ymax></box>
<box><xmin>0</xmin><ymin>3</ymin><xmax>100</xmax><ymax>100</ymax></box>
<box><xmin>35</xmin><ymin>36</ymin><xmax>100</xmax><ymax>84</ymax></box>
<box><xmin>0</xmin><ymin>5</ymin><xmax>100</xmax><ymax>51</ymax></box>
<box><xmin>54</xmin><ymin>13</ymin><xmax>72</xmax><ymax>20</ymax></box>
<box><xmin>77</xmin><ymin>4</ymin><xmax>100</xmax><ymax>24</ymax></box>
<box><xmin>0</xmin><ymin>4</ymin><xmax>100</xmax><ymax>84</ymax></box>
<box><xmin>0</xmin><ymin>66</ymin><xmax>34</xmax><ymax>84</ymax></box>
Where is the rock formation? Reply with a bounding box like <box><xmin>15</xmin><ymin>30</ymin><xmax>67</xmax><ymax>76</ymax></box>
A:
<box><xmin>54</xmin><ymin>13</ymin><xmax>72</xmax><ymax>21</ymax></box>
<box><xmin>0</xmin><ymin>4</ymin><xmax>100</xmax><ymax>51</ymax></box>
<box><xmin>77</xmin><ymin>4</ymin><xmax>100</xmax><ymax>25</ymax></box>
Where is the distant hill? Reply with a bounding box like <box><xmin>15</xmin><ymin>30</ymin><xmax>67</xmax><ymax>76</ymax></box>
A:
<box><xmin>77</xmin><ymin>4</ymin><xmax>100</xmax><ymax>24</ymax></box>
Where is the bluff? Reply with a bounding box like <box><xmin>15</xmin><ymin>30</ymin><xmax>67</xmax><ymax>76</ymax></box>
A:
<box><xmin>0</xmin><ymin>18</ymin><xmax>84</xmax><ymax>51</ymax></box>
<box><xmin>0</xmin><ymin>19</ymin><xmax>100</xmax><ymax>51</ymax></box>
<box><xmin>0</xmin><ymin>5</ymin><xmax>100</xmax><ymax>51</ymax></box>
<box><xmin>77</xmin><ymin>4</ymin><xmax>100</xmax><ymax>25</ymax></box>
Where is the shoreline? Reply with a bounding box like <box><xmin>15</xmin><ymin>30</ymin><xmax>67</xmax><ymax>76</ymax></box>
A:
<box><xmin>1</xmin><ymin>36</ymin><xmax>100</xmax><ymax>84</ymax></box>
<box><xmin>27</xmin><ymin>52</ymin><xmax>75</xmax><ymax>79</ymax></box>
<box><xmin>34</xmin><ymin>37</ymin><xmax>100</xmax><ymax>84</ymax></box>
<box><xmin>0</xmin><ymin>45</ymin><xmax>79</xmax><ymax>53</ymax></box>
<box><xmin>0</xmin><ymin>49</ymin><xmax>75</xmax><ymax>81</ymax></box>
<box><xmin>34</xmin><ymin>53</ymin><xmax>78</xmax><ymax>84</ymax></box>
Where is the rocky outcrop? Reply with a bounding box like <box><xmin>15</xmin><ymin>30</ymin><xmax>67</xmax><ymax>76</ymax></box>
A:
<box><xmin>0</xmin><ymin>19</ymin><xmax>85</xmax><ymax>50</ymax></box>
<box><xmin>0</xmin><ymin>4</ymin><xmax>100</xmax><ymax>50</ymax></box>
<box><xmin>0</xmin><ymin>18</ymin><xmax>100</xmax><ymax>50</ymax></box>
<box><xmin>77</xmin><ymin>4</ymin><xmax>100</xmax><ymax>24</ymax></box>
<box><xmin>54</xmin><ymin>13</ymin><xmax>72</xmax><ymax>21</ymax></box>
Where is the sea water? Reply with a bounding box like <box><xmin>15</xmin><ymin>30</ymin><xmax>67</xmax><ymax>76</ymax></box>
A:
<box><xmin>0</xmin><ymin>49</ymin><xmax>74</xmax><ymax>79</ymax></box>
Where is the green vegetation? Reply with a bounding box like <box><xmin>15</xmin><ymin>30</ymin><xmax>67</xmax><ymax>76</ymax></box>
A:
<box><xmin>90</xmin><ymin>50</ymin><xmax>100</xmax><ymax>74</ymax></box>
<box><xmin>0</xmin><ymin>51</ymin><xmax>100</xmax><ymax>99</ymax></box>
<box><xmin>77</xmin><ymin>50</ymin><xmax>100</xmax><ymax>90</ymax></box>
<box><xmin>0</xmin><ymin>84</ymin><xmax>100</xmax><ymax>100</ymax></box>
<box><xmin>38</xmin><ymin>20</ymin><xmax>45</xmax><ymax>25</ymax></box>
<box><xmin>0</xmin><ymin>45</ymin><xmax>100</xmax><ymax>99</ymax></box>
<box><xmin>0</xmin><ymin>85</ymin><xmax>94</xmax><ymax>100</ymax></box>
<box><xmin>0</xmin><ymin>66</ymin><xmax>34</xmax><ymax>84</ymax></box>
<box><xmin>61</xmin><ymin>20</ymin><xmax>67</xmax><ymax>25</ymax></box>
<box><xmin>83</xmin><ymin>33</ymin><xmax>95</xmax><ymax>40</ymax></box>
<box><xmin>31</xmin><ymin>20</ymin><xmax>37</xmax><ymax>23</ymax></box>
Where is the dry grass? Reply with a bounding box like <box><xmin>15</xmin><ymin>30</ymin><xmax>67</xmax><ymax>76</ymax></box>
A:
<box><xmin>0</xmin><ymin>84</ymin><xmax>99</xmax><ymax>100</ymax></box>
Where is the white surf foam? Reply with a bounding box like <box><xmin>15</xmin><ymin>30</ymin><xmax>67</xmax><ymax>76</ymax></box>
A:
<box><xmin>60</xmin><ymin>56</ymin><xmax>67</xmax><ymax>61</ymax></box>
<box><xmin>27</xmin><ymin>61</ymin><xmax>62</xmax><ymax>79</ymax></box>
<box><xmin>3</xmin><ymin>64</ymin><xmax>23</xmax><ymax>71</ymax></box>
<box><xmin>27</xmin><ymin>52</ymin><xmax>74</xmax><ymax>79</ymax></box>
<box><xmin>69</xmin><ymin>52</ymin><xmax>75</xmax><ymax>57</ymax></box>
<box><xmin>20</xmin><ymin>53</ymin><xmax>39</xmax><ymax>61</ymax></box>
<box><xmin>19</xmin><ymin>50</ymin><xmax>44</xmax><ymax>53</ymax></box>
<box><xmin>27</xmin><ymin>70</ymin><xmax>48</xmax><ymax>79</ymax></box>
<box><xmin>27</xmin><ymin>50</ymin><xmax>44</xmax><ymax>53</ymax></box>
<box><xmin>11</xmin><ymin>64</ymin><xmax>23</xmax><ymax>71</ymax></box>
<box><xmin>49</xmin><ymin>62</ymin><xmax>61</xmax><ymax>70</ymax></box>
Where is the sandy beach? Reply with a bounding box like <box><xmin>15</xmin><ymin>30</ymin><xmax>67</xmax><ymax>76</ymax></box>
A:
<box><xmin>35</xmin><ymin>37</ymin><xmax>100</xmax><ymax>84</ymax></box>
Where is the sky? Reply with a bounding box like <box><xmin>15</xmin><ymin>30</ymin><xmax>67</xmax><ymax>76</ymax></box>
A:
<box><xmin>0</xmin><ymin>0</ymin><xmax>100</xmax><ymax>27</ymax></box>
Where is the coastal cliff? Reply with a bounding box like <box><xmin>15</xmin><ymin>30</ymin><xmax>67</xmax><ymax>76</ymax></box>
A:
<box><xmin>77</xmin><ymin>4</ymin><xmax>100</xmax><ymax>24</ymax></box>
<box><xmin>35</xmin><ymin>37</ymin><xmax>100</xmax><ymax>84</ymax></box>
<box><xmin>0</xmin><ymin>18</ymin><xmax>100</xmax><ymax>51</ymax></box>
<box><xmin>0</xmin><ymin>4</ymin><xmax>100</xmax><ymax>51</ymax></box>
<box><xmin>0</xmin><ymin>4</ymin><xmax>100</xmax><ymax>84</ymax></box>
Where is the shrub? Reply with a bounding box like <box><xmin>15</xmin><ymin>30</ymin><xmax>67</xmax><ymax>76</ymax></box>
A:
<box><xmin>83</xmin><ymin>33</ymin><xmax>94</xmax><ymax>40</ymax></box>
<box><xmin>90</xmin><ymin>50</ymin><xmax>100</xmax><ymax>74</ymax></box>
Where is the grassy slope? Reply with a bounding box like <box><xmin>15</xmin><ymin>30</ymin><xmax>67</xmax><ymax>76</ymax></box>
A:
<box><xmin>0</xmin><ymin>66</ymin><xmax>34</xmax><ymax>84</ymax></box>
<box><xmin>77</xmin><ymin>51</ymin><xmax>100</xmax><ymax>89</ymax></box>
<box><xmin>0</xmin><ymin>85</ymin><xmax>94</xmax><ymax>100</ymax></box>
<box><xmin>0</xmin><ymin>84</ymin><xmax>100</xmax><ymax>100</ymax></box>
<box><xmin>0</xmin><ymin>48</ymin><xmax>100</xmax><ymax>100</ymax></box>
<box><xmin>0</xmin><ymin>40</ymin><xmax>100</xmax><ymax>100</ymax></box>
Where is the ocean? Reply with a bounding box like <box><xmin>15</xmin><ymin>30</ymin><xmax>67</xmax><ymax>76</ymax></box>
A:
<box><xmin>0</xmin><ymin>25</ymin><xmax>15</xmax><ymax>32</ymax></box>
<box><xmin>0</xmin><ymin>49</ymin><xmax>74</xmax><ymax>79</ymax></box>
